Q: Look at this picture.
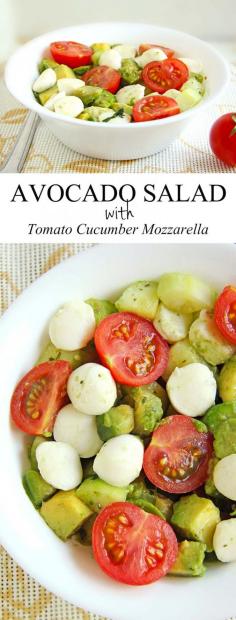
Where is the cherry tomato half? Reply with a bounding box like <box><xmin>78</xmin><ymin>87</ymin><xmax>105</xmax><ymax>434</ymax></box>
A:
<box><xmin>142</xmin><ymin>59</ymin><xmax>189</xmax><ymax>94</ymax></box>
<box><xmin>210</xmin><ymin>113</ymin><xmax>236</xmax><ymax>167</ymax></box>
<box><xmin>11</xmin><ymin>361</ymin><xmax>72</xmax><ymax>435</ymax></box>
<box><xmin>133</xmin><ymin>95</ymin><xmax>180</xmax><ymax>122</ymax></box>
<box><xmin>143</xmin><ymin>415</ymin><xmax>213</xmax><ymax>494</ymax></box>
<box><xmin>138</xmin><ymin>43</ymin><xmax>175</xmax><ymax>58</ymax></box>
<box><xmin>92</xmin><ymin>502</ymin><xmax>178</xmax><ymax>585</ymax></box>
<box><xmin>94</xmin><ymin>312</ymin><xmax>169</xmax><ymax>386</ymax></box>
<box><xmin>50</xmin><ymin>41</ymin><xmax>92</xmax><ymax>68</ymax></box>
<box><xmin>83</xmin><ymin>65</ymin><xmax>121</xmax><ymax>94</ymax></box>
<box><xmin>214</xmin><ymin>286</ymin><xmax>236</xmax><ymax>345</ymax></box>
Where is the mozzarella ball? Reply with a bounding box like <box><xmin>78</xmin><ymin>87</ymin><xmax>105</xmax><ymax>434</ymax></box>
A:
<box><xmin>67</xmin><ymin>363</ymin><xmax>117</xmax><ymax>415</ymax></box>
<box><xmin>45</xmin><ymin>91</ymin><xmax>66</xmax><ymax>111</ymax></box>
<box><xmin>213</xmin><ymin>519</ymin><xmax>236</xmax><ymax>562</ymax></box>
<box><xmin>49</xmin><ymin>299</ymin><xmax>95</xmax><ymax>351</ymax></box>
<box><xmin>113</xmin><ymin>44</ymin><xmax>136</xmax><ymax>59</ymax></box>
<box><xmin>54</xmin><ymin>96</ymin><xmax>84</xmax><ymax>118</ymax></box>
<box><xmin>99</xmin><ymin>49</ymin><xmax>121</xmax><ymax>70</ymax></box>
<box><xmin>136</xmin><ymin>48</ymin><xmax>167</xmax><ymax>68</ymax></box>
<box><xmin>167</xmin><ymin>362</ymin><xmax>216</xmax><ymax>417</ymax></box>
<box><xmin>57</xmin><ymin>78</ymin><xmax>85</xmax><ymax>95</ymax></box>
<box><xmin>93</xmin><ymin>434</ymin><xmax>144</xmax><ymax>486</ymax></box>
<box><xmin>36</xmin><ymin>441</ymin><xmax>82</xmax><ymax>490</ymax></box>
<box><xmin>116</xmin><ymin>84</ymin><xmax>145</xmax><ymax>105</ymax></box>
<box><xmin>53</xmin><ymin>404</ymin><xmax>103</xmax><ymax>457</ymax></box>
<box><xmin>179</xmin><ymin>58</ymin><xmax>204</xmax><ymax>74</ymax></box>
<box><xmin>33</xmin><ymin>68</ymin><xmax>57</xmax><ymax>93</ymax></box>
<box><xmin>153</xmin><ymin>303</ymin><xmax>193</xmax><ymax>343</ymax></box>
<box><xmin>213</xmin><ymin>455</ymin><xmax>236</xmax><ymax>500</ymax></box>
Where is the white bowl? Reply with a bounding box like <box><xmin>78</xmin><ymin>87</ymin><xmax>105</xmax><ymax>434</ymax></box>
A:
<box><xmin>5</xmin><ymin>23</ymin><xmax>229</xmax><ymax>160</ymax></box>
<box><xmin>0</xmin><ymin>244</ymin><xmax>236</xmax><ymax>620</ymax></box>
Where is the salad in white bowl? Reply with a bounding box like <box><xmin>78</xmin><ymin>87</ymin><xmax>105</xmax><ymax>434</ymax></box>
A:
<box><xmin>32</xmin><ymin>39</ymin><xmax>207</xmax><ymax>124</ymax></box>
<box><xmin>10</xmin><ymin>270</ymin><xmax>236</xmax><ymax>586</ymax></box>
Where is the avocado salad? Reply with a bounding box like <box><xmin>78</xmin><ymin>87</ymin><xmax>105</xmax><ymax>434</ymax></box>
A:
<box><xmin>32</xmin><ymin>41</ymin><xmax>206</xmax><ymax>123</ymax></box>
<box><xmin>11</xmin><ymin>274</ymin><xmax>236</xmax><ymax>585</ymax></box>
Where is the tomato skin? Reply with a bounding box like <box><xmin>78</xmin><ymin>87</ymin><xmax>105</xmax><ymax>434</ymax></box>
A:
<box><xmin>138</xmin><ymin>43</ymin><xmax>175</xmax><ymax>58</ymax></box>
<box><xmin>210</xmin><ymin>113</ymin><xmax>236</xmax><ymax>167</ymax></box>
<box><xmin>11</xmin><ymin>361</ymin><xmax>72</xmax><ymax>435</ymax></box>
<box><xmin>92</xmin><ymin>502</ymin><xmax>178</xmax><ymax>585</ymax></box>
<box><xmin>133</xmin><ymin>95</ymin><xmax>180</xmax><ymax>122</ymax></box>
<box><xmin>142</xmin><ymin>59</ymin><xmax>189</xmax><ymax>94</ymax></box>
<box><xmin>214</xmin><ymin>286</ymin><xmax>236</xmax><ymax>345</ymax></box>
<box><xmin>83</xmin><ymin>65</ymin><xmax>121</xmax><ymax>93</ymax></box>
<box><xmin>50</xmin><ymin>41</ymin><xmax>92</xmax><ymax>68</ymax></box>
<box><xmin>143</xmin><ymin>415</ymin><xmax>213</xmax><ymax>494</ymax></box>
<box><xmin>94</xmin><ymin>312</ymin><xmax>169</xmax><ymax>386</ymax></box>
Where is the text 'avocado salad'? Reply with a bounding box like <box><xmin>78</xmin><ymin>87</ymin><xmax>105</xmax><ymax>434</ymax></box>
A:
<box><xmin>11</xmin><ymin>274</ymin><xmax>236</xmax><ymax>585</ymax></box>
<box><xmin>32</xmin><ymin>40</ymin><xmax>206</xmax><ymax>123</ymax></box>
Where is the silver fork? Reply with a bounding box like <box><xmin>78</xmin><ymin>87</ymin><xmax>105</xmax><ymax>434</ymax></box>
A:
<box><xmin>0</xmin><ymin>111</ymin><xmax>40</xmax><ymax>173</ymax></box>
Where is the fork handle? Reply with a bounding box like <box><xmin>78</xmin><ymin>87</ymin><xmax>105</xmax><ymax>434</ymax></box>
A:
<box><xmin>0</xmin><ymin>111</ymin><xmax>39</xmax><ymax>173</ymax></box>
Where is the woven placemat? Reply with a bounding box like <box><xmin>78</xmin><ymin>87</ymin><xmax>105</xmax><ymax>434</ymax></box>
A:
<box><xmin>0</xmin><ymin>60</ymin><xmax>236</xmax><ymax>173</ymax></box>
<box><xmin>0</xmin><ymin>243</ymin><xmax>108</xmax><ymax>620</ymax></box>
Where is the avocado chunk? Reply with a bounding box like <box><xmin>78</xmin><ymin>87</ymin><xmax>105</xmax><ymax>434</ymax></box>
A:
<box><xmin>169</xmin><ymin>541</ymin><xmax>206</xmax><ymax>577</ymax></box>
<box><xmin>133</xmin><ymin>389</ymin><xmax>163</xmax><ymax>437</ymax></box>
<box><xmin>40</xmin><ymin>491</ymin><xmax>92</xmax><ymax>540</ymax></box>
<box><xmin>189</xmin><ymin>310</ymin><xmax>235</xmax><ymax>365</ymax></box>
<box><xmin>29</xmin><ymin>436</ymin><xmax>48</xmax><ymax>471</ymax></box>
<box><xmin>115</xmin><ymin>280</ymin><xmax>159</xmax><ymax>320</ymax></box>
<box><xmin>82</xmin><ymin>458</ymin><xmax>96</xmax><ymax>480</ymax></box>
<box><xmin>94</xmin><ymin>90</ymin><xmax>116</xmax><ymax>109</ymax></box>
<box><xmin>120</xmin><ymin>58</ymin><xmax>141</xmax><ymax>84</ymax></box>
<box><xmin>203</xmin><ymin>401</ymin><xmax>236</xmax><ymax>434</ymax></box>
<box><xmin>74</xmin><ymin>65</ymin><xmax>92</xmax><ymax>76</ymax></box>
<box><xmin>38</xmin><ymin>85</ymin><xmax>58</xmax><ymax>105</ymax></box>
<box><xmin>54</xmin><ymin>64</ymin><xmax>75</xmax><ymax>79</ymax></box>
<box><xmin>96</xmin><ymin>404</ymin><xmax>134</xmax><ymax>441</ymax></box>
<box><xmin>127</xmin><ymin>479</ymin><xmax>173</xmax><ymax>521</ymax></box>
<box><xmin>85</xmin><ymin>298</ymin><xmax>116</xmax><ymax>325</ymax></box>
<box><xmin>171</xmin><ymin>494</ymin><xmax>220</xmax><ymax>551</ymax></box>
<box><xmin>204</xmin><ymin>455</ymin><xmax>220</xmax><ymax>498</ymax></box>
<box><xmin>219</xmin><ymin>356</ymin><xmax>236</xmax><ymax>402</ymax></box>
<box><xmin>112</xmin><ymin>102</ymin><xmax>133</xmax><ymax>116</ymax></box>
<box><xmin>77</xmin><ymin>85</ymin><xmax>102</xmax><ymax>106</ymax></box>
<box><xmin>75</xmin><ymin>513</ymin><xmax>97</xmax><ymax>546</ymax></box>
<box><xmin>76</xmin><ymin>477</ymin><xmax>128</xmax><ymax>512</ymax></box>
<box><xmin>162</xmin><ymin>338</ymin><xmax>212</xmax><ymax>382</ymax></box>
<box><xmin>130</xmin><ymin>498</ymin><xmax>165</xmax><ymax>518</ymax></box>
<box><xmin>38</xmin><ymin>58</ymin><xmax>59</xmax><ymax>73</ymax></box>
<box><xmin>23</xmin><ymin>470</ymin><xmax>55</xmax><ymax>508</ymax></box>
<box><xmin>37</xmin><ymin>340</ymin><xmax>98</xmax><ymax>369</ymax></box>
<box><xmin>214</xmin><ymin>418</ymin><xmax>236</xmax><ymax>459</ymax></box>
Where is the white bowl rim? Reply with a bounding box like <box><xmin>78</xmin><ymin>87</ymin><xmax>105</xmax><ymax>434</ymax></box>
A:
<box><xmin>5</xmin><ymin>22</ymin><xmax>230</xmax><ymax>130</ymax></box>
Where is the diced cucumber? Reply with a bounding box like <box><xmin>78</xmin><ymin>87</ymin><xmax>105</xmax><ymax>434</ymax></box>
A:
<box><xmin>37</xmin><ymin>340</ymin><xmax>98</xmax><ymax>369</ymax></box>
<box><xmin>115</xmin><ymin>280</ymin><xmax>159</xmax><ymax>320</ymax></box>
<box><xmin>158</xmin><ymin>273</ymin><xmax>216</xmax><ymax>314</ymax></box>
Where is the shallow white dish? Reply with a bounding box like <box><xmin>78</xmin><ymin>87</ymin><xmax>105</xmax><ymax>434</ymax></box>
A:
<box><xmin>0</xmin><ymin>244</ymin><xmax>236</xmax><ymax>620</ymax></box>
<box><xmin>5</xmin><ymin>23</ymin><xmax>229</xmax><ymax>160</ymax></box>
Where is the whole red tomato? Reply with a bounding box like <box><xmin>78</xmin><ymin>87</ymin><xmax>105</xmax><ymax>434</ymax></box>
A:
<box><xmin>210</xmin><ymin>113</ymin><xmax>236</xmax><ymax>167</ymax></box>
